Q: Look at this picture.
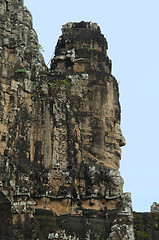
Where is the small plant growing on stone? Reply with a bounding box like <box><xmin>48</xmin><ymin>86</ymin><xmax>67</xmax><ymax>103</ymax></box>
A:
<box><xmin>15</xmin><ymin>68</ymin><xmax>26</xmax><ymax>73</ymax></box>
<box><xmin>38</xmin><ymin>44</ymin><xmax>45</xmax><ymax>52</ymax></box>
<box><xmin>88</xmin><ymin>88</ymin><xmax>93</xmax><ymax>96</ymax></box>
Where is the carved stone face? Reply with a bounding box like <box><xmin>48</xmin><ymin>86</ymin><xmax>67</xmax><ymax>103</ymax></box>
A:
<box><xmin>91</xmin><ymin>76</ymin><xmax>126</xmax><ymax>170</ymax></box>
<box><xmin>52</xmin><ymin>22</ymin><xmax>126</xmax><ymax>170</ymax></box>
<box><xmin>70</xmin><ymin>73</ymin><xmax>126</xmax><ymax>170</ymax></box>
<box><xmin>49</xmin><ymin>22</ymin><xmax>126</xmax><ymax>201</ymax></box>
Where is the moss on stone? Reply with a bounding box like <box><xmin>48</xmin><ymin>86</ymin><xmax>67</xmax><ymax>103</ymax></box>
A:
<box><xmin>136</xmin><ymin>230</ymin><xmax>149</xmax><ymax>238</ymax></box>
<box><xmin>15</xmin><ymin>68</ymin><xmax>26</xmax><ymax>73</ymax></box>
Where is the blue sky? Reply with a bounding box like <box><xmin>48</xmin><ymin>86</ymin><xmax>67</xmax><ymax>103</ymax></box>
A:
<box><xmin>24</xmin><ymin>0</ymin><xmax>159</xmax><ymax>212</ymax></box>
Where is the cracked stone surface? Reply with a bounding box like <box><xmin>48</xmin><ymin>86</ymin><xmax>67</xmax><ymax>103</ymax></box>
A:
<box><xmin>0</xmin><ymin>1</ymin><xmax>135</xmax><ymax>239</ymax></box>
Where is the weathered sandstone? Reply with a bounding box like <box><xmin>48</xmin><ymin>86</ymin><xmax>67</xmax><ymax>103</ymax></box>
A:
<box><xmin>0</xmin><ymin>1</ymin><xmax>137</xmax><ymax>239</ymax></box>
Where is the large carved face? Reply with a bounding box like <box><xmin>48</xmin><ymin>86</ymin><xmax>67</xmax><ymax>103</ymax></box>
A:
<box><xmin>80</xmin><ymin>76</ymin><xmax>126</xmax><ymax>170</ymax></box>
<box><xmin>51</xmin><ymin>22</ymin><xmax>126</xmax><ymax>171</ymax></box>
<box><xmin>67</xmin><ymin>73</ymin><xmax>126</xmax><ymax>170</ymax></box>
<box><xmin>50</xmin><ymin>19</ymin><xmax>127</xmax><ymax>207</ymax></box>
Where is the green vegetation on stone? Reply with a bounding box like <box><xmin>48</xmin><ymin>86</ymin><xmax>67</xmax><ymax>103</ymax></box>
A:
<box><xmin>136</xmin><ymin>230</ymin><xmax>149</xmax><ymax>238</ymax></box>
<box><xmin>38</xmin><ymin>44</ymin><xmax>45</xmax><ymax>52</ymax></box>
<box><xmin>50</xmin><ymin>79</ymin><xmax>71</xmax><ymax>95</ymax></box>
<box><xmin>88</xmin><ymin>88</ymin><xmax>93</xmax><ymax>96</ymax></box>
<box><xmin>15</xmin><ymin>68</ymin><xmax>26</xmax><ymax>73</ymax></box>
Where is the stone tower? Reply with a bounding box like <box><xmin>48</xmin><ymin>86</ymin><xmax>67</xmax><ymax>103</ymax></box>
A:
<box><xmin>49</xmin><ymin>21</ymin><xmax>126</xmax><ymax>207</ymax></box>
<box><xmin>0</xmin><ymin>1</ymin><xmax>135</xmax><ymax>239</ymax></box>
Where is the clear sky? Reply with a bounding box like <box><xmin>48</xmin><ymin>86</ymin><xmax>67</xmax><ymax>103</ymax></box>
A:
<box><xmin>24</xmin><ymin>0</ymin><xmax>159</xmax><ymax>212</ymax></box>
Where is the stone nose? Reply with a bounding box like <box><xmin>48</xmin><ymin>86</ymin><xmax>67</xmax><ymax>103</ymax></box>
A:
<box><xmin>115</xmin><ymin>123</ymin><xmax>126</xmax><ymax>147</ymax></box>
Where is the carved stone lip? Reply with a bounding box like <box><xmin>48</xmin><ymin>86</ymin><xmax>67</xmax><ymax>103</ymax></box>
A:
<box><xmin>115</xmin><ymin>150</ymin><xmax>121</xmax><ymax>159</ymax></box>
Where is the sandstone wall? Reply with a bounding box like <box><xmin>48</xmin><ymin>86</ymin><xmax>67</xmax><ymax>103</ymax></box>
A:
<box><xmin>0</xmin><ymin>1</ymin><xmax>135</xmax><ymax>239</ymax></box>
<box><xmin>133</xmin><ymin>212</ymin><xmax>159</xmax><ymax>240</ymax></box>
